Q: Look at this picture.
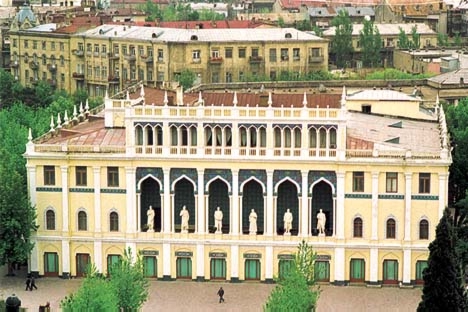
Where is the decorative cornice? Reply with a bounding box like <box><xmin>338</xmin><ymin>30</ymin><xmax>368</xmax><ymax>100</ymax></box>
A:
<box><xmin>101</xmin><ymin>188</ymin><xmax>126</xmax><ymax>194</ymax></box>
<box><xmin>36</xmin><ymin>187</ymin><xmax>62</xmax><ymax>192</ymax></box>
<box><xmin>378</xmin><ymin>194</ymin><xmax>404</xmax><ymax>200</ymax></box>
<box><xmin>345</xmin><ymin>193</ymin><xmax>372</xmax><ymax>199</ymax></box>
<box><xmin>411</xmin><ymin>195</ymin><xmax>439</xmax><ymax>200</ymax></box>
<box><xmin>70</xmin><ymin>188</ymin><xmax>94</xmax><ymax>193</ymax></box>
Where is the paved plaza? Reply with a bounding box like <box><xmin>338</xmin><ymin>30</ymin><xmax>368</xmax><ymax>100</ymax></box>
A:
<box><xmin>0</xmin><ymin>267</ymin><xmax>422</xmax><ymax>311</ymax></box>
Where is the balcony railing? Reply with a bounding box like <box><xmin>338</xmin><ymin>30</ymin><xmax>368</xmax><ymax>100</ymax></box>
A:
<box><xmin>10</xmin><ymin>60</ymin><xmax>18</xmax><ymax>68</ymax></box>
<box><xmin>108</xmin><ymin>76</ymin><xmax>120</xmax><ymax>83</ymax></box>
<box><xmin>29</xmin><ymin>61</ymin><xmax>39</xmax><ymax>70</ymax></box>
<box><xmin>124</xmin><ymin>54</ymin><xmax>136</xmax><ymax>61</ymax></box>
<box><xmin>145</xmin><ymin>56</ymin><xmax>153</xmax><ymax>63</ymax></box>
<box><xmin>249</xmin><ymin>56</ymin><xmax>263</xmax><ymax>63</ymax></box>
<box><xmin>209</xmin><ymin>57</ymin><xmax>223</xmax><ymax>64</ymax></box>
<box><xmin>108</xmin><ymin>52</ymin><xmax>119</xmax><ymax>59</ymax></box>
<box><xmin>72</xmin><ymin>49</ymin><xmax>84</xmax><ymax>57</ymax></box>
<box><xmin>47</xmin><ymin>64</ymin><xmax>57</xmax><ymax>72</ymax></box>
<box><xmin>72</xmin><ymin>72</ymin><xmax>85</xmax><ymax>79</ymax></box>
<box><xmin>308</xmin><ymin>55</ymin><xmax>324</xmax><ymax>63</ymax></box>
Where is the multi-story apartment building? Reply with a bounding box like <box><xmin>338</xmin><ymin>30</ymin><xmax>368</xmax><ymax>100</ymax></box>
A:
<box><xmin>9</xmin><ymin>24</ymin><xmax>328</xmax><ymax>97</ymax></box>
<box><xmin>24</xmin><ymin>85</ymin><xmax>450</xmax><ymax>286</ymax></box>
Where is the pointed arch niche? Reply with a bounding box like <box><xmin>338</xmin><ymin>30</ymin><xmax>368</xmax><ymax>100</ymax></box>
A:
<box><xmin>139</xmin><ymin>176</ymin><xmax>162</xmax><ymax>232</ymax></box>
<box><xmin>311</xmin><ymin>180</ymin><xmax>334</xmax><ymax>236</ymax></box>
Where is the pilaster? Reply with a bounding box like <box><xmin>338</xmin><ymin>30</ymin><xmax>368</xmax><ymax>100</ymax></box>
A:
<box><xmin>371</xmin><ymin>172</ymin><xmax>379</xmax><ymax>240</ymax></box>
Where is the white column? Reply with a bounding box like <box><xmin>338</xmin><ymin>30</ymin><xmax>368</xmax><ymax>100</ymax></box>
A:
<box><xmin>30</xmin><ymin>238</ymin><xmax>39</xmax><ymax>273</ymax></box>
<box><xmin>196</xmin><ymin>243</ymin><xmax>205</xmax><ymax>280</ymax></box>
<box><xmin>197</xmin><ymin>170</ymin><xmax>205</xmax><ymax>234</ymax></box>
<box><xmin>266</xmin><ymin>170</ymin><xmax>274</xmax><ymax>236</ymax></box>
<box><xmin>94</xmin><ymin>241</ymin><xmax>102</xmax><ymax>272</ymax></box>
<box><xmin>26</xmin><ymin>165</ymin><xmax>37</xmax><ymax>206</ymax></box>
<box><xmin>126</xmin><ymin>167</ymin><xmax>137</xmax><ymax>233</ymax></box>
<box><xmin>371</xmin><ymin>172</ymin><xmax>379</xmax><ymax>240</ymax></box>
<box><xmin>301</xmin><ymin>170</ymin><xmax>309</xmax><ymax>236</ymax></box>
<box><xmin>61</xmin><ymin>166</ymin><xmax>69</xmax><ymax>232</ymax></box>
<box><xmin>93</xmin><ymin>167</ymin><xmax>101</xmax><ymax>233</ymax></box>
<box><xmin>369</xmin><ymin>248</ymin><xmax>378</xmax><ymax>284</ymax></box>
<box><xmin>336</xmin><ymin>172</ymin><xmax>345</xmax><ymax>239</ymax></box>
<box><xmin>62</xmin><ymin>240</ymin><xmax>70</xmax><ymax>275</ymax></box>
<box><xmin>163</xmin><ymin>168</ymin><xmax>171</xmax><ymax>233</ymax></box>
<box><xmin>438</xmin><ymin>173</ymin><xmax>448</xmax><ymax>219</ymax></box>
<box><xmin>231</xmin><ymin>245</ymin><xmax>239</xmax><ymax>280</ymax></box>
<box><xmin>163</xmin><ymin>242</ymin><xmax>171</xmax><ymax>278</ymax></box>
<box><xmin>265</xmin><ymin>245</ymin><xmax>273</xmax><ymax>282</ymax></box>
<box><xmin>403</xmin><ymin>249</ymin><xmax>411</xmax><ymax>285</ymax></box>
<box><xmin>334</xmin><ymin>247</ymin><xmax>345</xmax><ymax>283</ymax></box>
<box><xmin>404</xmin><ymin>173</ymin><xmax>412</xmax><ymax>241</ymax></box>
<box><xmin>232</xmin><ymin>170</ymin><xmax>239</xmax><ymax>235</ymax></box>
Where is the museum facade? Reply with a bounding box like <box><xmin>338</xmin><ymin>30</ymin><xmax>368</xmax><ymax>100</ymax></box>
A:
<box><xmin>24</xmin><ymin>85</ymin><xmax>450</xmax><ymax>286</ymax></box>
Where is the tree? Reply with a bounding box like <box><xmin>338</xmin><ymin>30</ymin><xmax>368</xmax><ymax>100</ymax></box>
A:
<box><xmin>177</xmin><ymin>69</ymin><xmax>197</xmax><ymax>90</ymax></box>
<box><xmin>418</xmin><ymin>209</ymin><xmax>467</xmax><ymax>311</ymax></box>
<box><xmin>359</xmin><ymin>18</ymin><xmax>382</xmax><ymax>68</ymax></box>
<box><xmin>397</xmin><ymin>27</ymin><xmax>410</xmax><ymax>49</ymax></box>
<box><xmin>437</xmin><ymin>32</ymin><xmax>449</xmax><ymax>47</ymax></box>
<box><xmin>454</xmin><ymin>32</ymin><xmax>462</xmax><ymax>47</ymax></box>
<box><xmin>264</xmin><ymin>240</ymin><xmax>320</xmax><ymax>311</ymax></box>
<box><xmin>108</xmin><ymin>248</ymin><xmax>149</xmax><ymax>311</ymax></box>
<box><xmin>61</xmin><ymin>264</ymin><xmax>119</xmax><ymax>311</ymax></box>
<box><xmin>410</xmin><ymin>25</ymin><xmax>420</xmax><ymax>49</ymax></box>
<box><xmin>331</xmin><ymin>10</ymin><xmax>353</xmax><ymax>68</ymax></box>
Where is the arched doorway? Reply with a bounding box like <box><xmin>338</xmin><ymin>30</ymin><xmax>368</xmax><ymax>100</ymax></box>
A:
<box><xmin>242</xmin><ymin>180</ymin><xmax>264</xmax><ymax>235</ymax></box>
<box><xmin>174</xmin><ymin>178</ymin><xmax>196</xmax><ymax>233</ymax></box>
<box><xmin>276</xmin><ymin>180</ymin><xmax>299</xmax><ymax>235</ymax></box>
<box><xmin>140</xmin><ymin>177</ymin><xmax>162</xmax><ymax>232</ymax></box>
<box><xmin>311</xmin><ymin>181</ymin><xmax>333</xmax><ymax>236</ymax></box>
<box><xmin>208</xmin><ymin>178</ymin><xmax>230</xmax><ymax>233</ymax></box>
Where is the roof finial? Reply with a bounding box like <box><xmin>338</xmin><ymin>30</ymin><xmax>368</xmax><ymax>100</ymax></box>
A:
<box><xmin>302</xmin><ymin>91</ymin><xmax>308</xmax><ymax>107</ymax></box>
<box><xmin>56</xmin><ymin>113</ymin><xmax>62</xmax><ymax>129</ymax></box>
<box><xmin>49</xmin><ymin>115</ymin><xmax>55</xmax><ymax>132</ymax></box>
<box><xmin>73</xmin><ymin>105</ymin><xmax>78</xmax><ymax>121</ymax></box>
<box><xmin>140</xmin><ymin>83</ymin><xmax>145</xmax><ymax>98</ymax></box>
<box><xmin>28</xmin><ymin>128</ymin><xmax>32</xmax><ymax>142</ymax></box>
<box><xmin>198</xmin><ymin>91</ymin><xmax>204</xmax><ymax>106</ymax></box>
<box><xmin>79</xmin><ymin>102</ymin><xmax>84</xmax><ymax>118</ymax></box>
<box><xmin>126</xmin><ymin>90</ymin><xmax>130</xmax><ymax>100</ymax></box>
<box><xmin>341</xmin><ymin>86</ymin><xmax>347</xmax><ymax>108</ymax></box>
<box><xmin>268</xmin><ymin>92</ymin><xmax>272</xmax><ymax>106</ymax></box>
<box><xmin>63</xmin><ymin>110</ymin><xmax>69</xmax><ymax>126</ymax></box>
<box><xmin>163</xmin><ymin>91</ymin><xmax>168</xmax><ymax>105</ymax></box>
<box><xmin>105</xmin><ymin>88</ymin><xmax>109</xmax><ymax>99</ymax></box>
<box><xmin>233</xmin><ymin>91</ymin><xmax>238</xmax><ymax>106</ymax></box>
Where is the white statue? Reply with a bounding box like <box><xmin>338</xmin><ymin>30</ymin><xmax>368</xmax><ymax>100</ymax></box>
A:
<box><xmin>317</xmin><ymin>208</ymin><xmax>326</xmax><ymax>236</ymax></box>
<box><xmin>249</xmin><ymin>209</ymin><xmax>258</xmax><ymax>235</ymax></box>
<box><xmin>283</xmin><ymin>208</ymin><xmax>293</xmax><ymax>235</ymax></box>
<box><xmin>214</xmin><ymin>207</ymin><xmax>223</xmax><ymax>233</ymax></box>
<box><xmin>180</xmin><ymin>205</ymin><xmax>190</xmax><ymax>233</ymax></box>
<box><xmin>147</xmin><ymin>205</ymin><xmax>155</xmax><ymax>232</ymax></box>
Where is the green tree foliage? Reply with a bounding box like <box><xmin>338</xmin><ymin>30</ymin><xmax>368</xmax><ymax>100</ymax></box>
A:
<box><xmin>418</xmin><ymin>209</ymin><xmax>467</xmax><ymax>311</ymax></box>
<box><xmin>359</xmin><ymin>19</ymin><xmax>382</xmax><ymax>68</ymax></box>
<box><xmin>61</xmin><ymin>264</ymin><xmax>119</xmax><ymax>311</ymax></box>
<box><xmin>364</xmin><ymin>68</ymin><xmax>434</xmax><ymax>80</ymax></box>
<box><xmin>331</xmin><ymin>10</ymin><xmax>353</xmax><ymax>68</ymax></box>
<box><xmin>296</xmin><ymin>20</ymin><xmax>312</xmax><ymax>31</ymax></box>
<box><xmin>437</xmin><ymin>33</ymin><xmax>449</xmax><ymax>47</ymax></box>
<box><xmin>177</xmin><ymin>69</ymin><xmax>197</xmax><ymax>90</ymax></box>
<box><xmin>264</xmin><ymin>240</ymin><xmax>320</xmax><ymax>311</ymax></box>
<box><xmin>454</xmin><ymin>32</ymin><xmax>462</xmax><ymax>47</ymax></box>
<box><xmin>397</xmin><ymin>26</ymin><xmax>420</xmax><ymax>50</ymax></box>
<box><xmin>312</xmin><ymin>25</ymin><xmax>323</xmax><ymax>37</ymax></box>
<box><xmin>140</xmin><ymin>1</ymin><xmax>223</xmax><ymax>22</ymax></box>
<box><xmin>411</xmin><ymin>26</ymin><xmax>420</xmax><ymax>49</ymax></box>
<box><xmin>277</xmin><ymin>17</ymin><xmax>285</xmax><ymax>28</ymax></box>
<box><xmin>109</xmin><ymin>248</ymin><xmax>149</xmax><ymax>311</ymax></box>
<box><xmin>140</xmin><ymin>0</ymin><xmax>163</xmax><ymax>22</ymax></box>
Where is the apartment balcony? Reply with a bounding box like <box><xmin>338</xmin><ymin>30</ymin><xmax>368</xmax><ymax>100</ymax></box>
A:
<box><xmin>47</xmin><ymin>64</ymin><xmax>57</xmax><ymax>72</ymax></box>
<box><xmin>72</xmin><ymin>49</ymin><xmax>84</xmax><ymax>57</ymax></box>
<box><xmin>249</xmin><ymin>56</ymin><xmax>263</xmax><ymax>63</ymax></box>
<box><xmin>29</xmin><ymin>77</ymin><xmax>39</xmax><ymax>84</ymax></box>
<box><xmin>47</xmin><ymin>79</ymin><xmax>57</xmax><ymax>87</ymax></box>
<box><xmin>108</xmin><ymin>76</ymin><xmax>120</xmax><ymax>83</ymax></box>
<box><xmin>144</xmin><ymin>56</ymin><xmax>153</xmax><ymax>63</ymax></box>
<box><xmin>124</xmin><ymin>54</ymin><xmax>136</xmax><ymax>62</ymax></box>
<box><xmin>108</xmin><ymin>52</ymin><xmax>119</xmax><ymax>60</ymax></box>
<box><xmin>308</xmin><ymin>55</ymin><xmax>324</xmax><ymax>63</ymax></box>
<box><xmin>281</xmin><ymin>55</ymin><xmax>289</xmax><ymax>61</ymax></box>
<box><xmin>72</xmin><ymin>72</ymin><xmax>85</xmax><ymax>80</ymax></box>
<box><xmin>10</xmin><ymin>60</ymin><xmax>18</xmax><ymax>68</ymax></box>
<box><xmin>29</xmin><ymin>61</ymin><xmax>39</xmax><ymax>70</ymax></box>
<box><xmin>209</xmin><ymin>57</ymin><xmax>223</xmax><ymax>64</ymax></box>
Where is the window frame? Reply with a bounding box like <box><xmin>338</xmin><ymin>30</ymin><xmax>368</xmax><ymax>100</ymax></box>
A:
<box><xmin>78</xmin><ymin>211</ymin><xmax>87</xmax><ymax>231</ymax></box>
<box><xmin>110</xmin><ymin>211</ymin><xmax>119</xmax><ymax>232</ymax></box>
<box><xmin>44</xmin><ymin>165</ymin><xmax>56</xmax><ymax>185</ymax></box>
<box><xmin>46</xmin><ymin>209</ymin><xmax>55</xmax><ymax>230</ymax></box>
<box><xmin>352</xmin><ymin>171</ymin><xmax>364</xmax><ymax>192</ymax></box>
<box><xmin>386</xmin><ymin>172</ymin><xmax>398</xmax><ymax>193</ymax></box>
<box><xmin>419</xmin><ymin>219</ymin><xmax>429</xmax><ymax>240</ymax></box>
<box><xmin>107</xmin><ymin>167</ymin><xmax>119</xmax><ymax>187</ymax></box>
<box><xmin>386</xmin><ymin>218</ymin><xmax>396</xmax><ymax>239</ymax></box>
<box><xmin>419</xmin><ymin>173</ymin><xmax>431</xmax><ymax>194</ymax></box>
<box><xmin>353</xmin><ymin>217</ymin><xmax>363</xmax><ymax>238</ymax></box>
<box><xmin>76</xmin><ymin>166</ymin><xmax>87</xmax><ymax>186</ymax></box>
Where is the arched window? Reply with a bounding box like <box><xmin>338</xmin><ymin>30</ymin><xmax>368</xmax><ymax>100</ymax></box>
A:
<box><xmin>309</xmin><ymin>128</ymin><xmax>317</xmax><ymax>148</ymax></box>
<box><xmin>284</xmin><ymin>128</ymin><xmax>291</xmax><ymax>148</ymax></box>
<box><xmin>329</xmin><ymin>128</ymin><xmax>337</xmax><ymax>148</ymax></box>
<box><xmin>319</xmin><ymin>128</ymin><xmax>327</xmax><ymax>148</ymax></box>
<box><xmin>259</xmin><ymin>127</ymin><xmax>266</xmax><ymax>147</ymax></box>
<box><xmin>110</xmin><ymin>212</ymin><xmax>119</xmax><ymax>232</ymax></box>
<box><xmin>274</xmin><ymin>127</ymin><xmax>281</xmax><ymax>147</ymax></box>
<box><xmin>353</xmin><ymin>217</ymin><xmax>363</xmax><ymax>238</ymax></box>
<box><xmin>294</xmin><ymin>128</ymin><xmax>301</xmax><ymax>148</ymax></box>
<box><xmin>46</xmin><ymin>210</ymin><xmax>55</xmax><ymax>230</ymax></box>
<box><xmin>190</xmin><ymin>126</ymin><xmax>197</xmax><ymax>146</ymax></box>
<box><xmin>135</xmin><ymin>126</ymin><xmax>143</xmax><ymax>145</ymax></box>
<box><xmin>419</xmin><ymin>220</ymin><xmax>429</xmax><ymax>239</ymax></box>
<box><xmin>170</xmin><ymin>126</ymin><xmax>178</xmax><ymax>146</ymax></box>
<box><xmin>240</xmin><ymin>127</ymin><xmax>247</xmax><ymax>147</ymax></box>
<box><xmin>78</xmin><ymin>211</ymin><xmax>87</xmax><ymax>231</ymax></box>
<box><xmin>386</xmin><ymin>218</ymin><xmax>396</xmax><ymax>239</ymax></box>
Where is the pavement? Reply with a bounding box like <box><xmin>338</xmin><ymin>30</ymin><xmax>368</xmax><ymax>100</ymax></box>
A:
<box><xmin>0</xmin><ymin>266</ymin><xmax>422</xmax><ymax>311</ymax></box>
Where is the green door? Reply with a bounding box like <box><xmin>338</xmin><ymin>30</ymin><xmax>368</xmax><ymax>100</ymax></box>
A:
<box><xmin>143</xmin><ymin>256</ymin><xmax>157</xmax><ymax>278</ymax></box>
<box><xmin>278</xmin><ymin>259</ymin><xmax>293</xmax><ymax>280</ymax></box>
<box><xmin>314</xmin><ymin>261</ymin><xmax>330</xmax><ymax>282</ymax></box>
<box><xmin>416</xmin><ymin>261</ymin><xmax>428</xmax><ymax>284</ymax></box>
<box><xmin>245</xmin><ymin>259</ymin><xmax>260</xmax><ymax>280</ymax></box>
<box><xmin>383</xmin><ymin>260</ymin><xmax>398</xmax><ymax>284</ymax></box>
<box><xmin>76</xmin><ymin>253</ymin><xmax>90</xmax><ymax>277</ymax></box>
<box><xmin>107</xmin><ymin>254</ymin><xmax>121</xmax><ymax>275</ymax></box>
<box><xmin>210</xmin><ymin>258</ymin><xmax>226</xmax><ymax>280</ymax></box>
<box><xmin>176</xmin><ymin>257</ymin><xmax>192</xmax><ymax>279</ymax></box>
<box><xmin>44</xmin><ymin>252</ymin><xmax>59</xmax><ymax>277</ymax></box>
<box><xmin>350</xmin><ymin>259</ymin><xmax>365</xmax><ymax>282</ymax></box>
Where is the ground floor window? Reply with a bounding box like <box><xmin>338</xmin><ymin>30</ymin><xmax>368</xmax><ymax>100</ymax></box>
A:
<box><xmin>44</xmin><ymin>252</ymin><xmax>59</xmax><ymax>277</ymax></box>
<box><xmin>415</xmin><ymin>260</ymin><xmax>428</xmax><ymax>285</ymax></box>
<box><xmin>143</xmin><ymin>256</ymin><xmax>157</xmax><ymax>278</ymax></box>
<box><xmin>278</xmin><ymin>259</ymin><xmax>293</xmax><ymax>280</ymax></box>
<box><xmin>76</xmin><ymin>253</ymin><xmax>90</xmax><ymax>277</ymax></box>
<box><xmin>107</xmin><ymin>254</ymin><xmax>121</xmax><ymax>275</ymax></box>
<box><xmin>176</xmin><ymin>257</ymin><xmax>192</xmax><ymax>279</ymax></box>
<box><xmin>314</xmin><ymin>261</ymin><xmax>330</xmax><ymax>282</ymax></box>
<box><xmin>210</xmin><ymin>258</ymin><xmax>226</xmax><ymax>280</ymax></box>
<box><xmin>350</xmin><ymin>259</ymin><xmax>365</xmax><ymax>283</ymax></box>
<box><xmin>245</xmin><ymin>259</ymin><xmax>260</xmax><ymax>280</ymax></box>
<box><xmin>383</xmin><ymin>259</ymin><xmax>399</xmax><ymax>284</ymax></box>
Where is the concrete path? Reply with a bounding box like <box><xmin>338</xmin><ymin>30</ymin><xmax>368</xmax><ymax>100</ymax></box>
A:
<box><xmin>0</xmin><ymin>267</ymin><xmax>422</xmax><ymax>311</ymax></box>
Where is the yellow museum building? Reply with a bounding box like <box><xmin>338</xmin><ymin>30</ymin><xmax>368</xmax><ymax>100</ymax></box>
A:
<box><xmin>24</xmin><ymin>85</ymin><xmax>450</xmax><ymax>286</ymax></box>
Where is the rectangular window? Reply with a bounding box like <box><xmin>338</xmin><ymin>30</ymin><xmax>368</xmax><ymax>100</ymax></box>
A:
<box><xmin>33</xmin><ymin>40</ymin><xmax>37</xmax><ymax>49</ymax></box>
<box><xmin>293</xmin><ymin>48</ymin><xmax>300</xmax><ymax>60</ymax></box>
<box><xmin>13</xmin><ymin>39</ymin><xmax>17</xmax><ymax>48</ymax></box>
<box><xmin>211</xmin><ymin>49</ymin><xmax>220</xmax><ymax>58</ymax></box>
<box><xmin>107</xmin><ymin>167</ymin><xmax>119</xmax><ymax>187</ymax></box>
<box><xmin>157</xmin><ymin>49</ymin><xmax>163</xmax><ymax>61</ymax></box>
<box><xmin>251</xmin><ymin>48</ymin><xmax>259</xmax><ymax>58</ymax></box>
<box><xmin>94</xmin><ymin>44</ymin><xmax>99</xmax><ymax>54</ymax></box>
<box><xmin>225</xmin><ymin>48</ymin><xmax>233</xmax><ymax>58</ymax></box>
<box><xmin>44</xmin><ymin>166</ymin><xmax>55</xmax><ymax>185</ymax></box>
<box><xmin>138</xmin><ymin>45</ymin><xmax>144</xmax><ymax>56</ymax></box>
<box><xmin>51</xmin><ymin>42</ymin><xmax>55</xmax><ymax>50</ymax></box>
<box><xmin>210</xmin><ymin>258</ymin><xmax>226</xmax><ymax>279</ymax></box>
<box><xmin>60</xmin><ymin>42</ymin><xmax>64</xmax><ymax>51</ymax></box>
<box><xmin>419</xmin><ymin>173</ymin><xmax>430</xmax><ymax>193</ymax></box>
<box><xmin>24</xmin><ymin>40</ymin><xmax>28</xmax><ymax>48</ymax></box>
<box><xmin>225</xmin><ymin>72</ymin><xmax>232</xmax><ymax>83</ymax></box>
<box><xmin>238</xmin><ymin>48</ymin><xmax>246</xmax><ymax>58</ymax></box>
<box><xmin>269</xmin><ymin>49</ymin><xmax>277</xmax><ymax>62</ymax></box>
<box><xmin>76</xmin><ymin>166</ymin><xmax>87</xmax><ymax>186</ymax></box>
<box><xmin>280</xmin><ymin>48</ymin><xmax>289</xmax><ymax>61</ymax></box>
<box><xmin>353</xmin><ymin>172</ymin><xmax>364</xmax><ymax>192</ymax></box>
<box><xmin>386</xmin><ymin>172</ymin><xmax>398</xmax><ymax>193</ymax></box>
<box><xmin>101</xmin><ymin>44</ymin><xmax>107</xmax><ymax>54</ymax></box>
<box><xmin>311</xmin><ymin>48</ymin><xmax>321</xmax><ymax>57</ymax></box>
<box><xmin>192</xmin><ymin>50</ymin><xmax>200</xmax><ymax>61</ymax></box>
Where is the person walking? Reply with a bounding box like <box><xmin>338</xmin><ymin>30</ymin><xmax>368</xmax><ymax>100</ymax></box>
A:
<box><xmin>217</xmin><ymin>287</ymin><xmax>225</xmax><ymax>303</ymax></box>
<box><xmin>30</xmin><ymin>276</ymin><xmax>38</xmax><ymax>291</ymax></box>
<box><xmin>25</xmin><ymin>276</ymin><xmax>31</xmax><ymax>291</ymax></box>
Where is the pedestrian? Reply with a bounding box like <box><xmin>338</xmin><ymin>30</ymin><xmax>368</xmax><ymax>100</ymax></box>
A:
<box><xmin>217</xmin><ymin>286</ymin><xmax>225</xmax><ymax>303</ymax></box>
<box><xmin>25</xmin><ymin>276</ymin><xmax>31</xmax><ymax>291</ymax></box>
<box><xmin>30</xmin><ymin>276</ymin><xmax>38</xmax><ymax>291</ymax></box>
